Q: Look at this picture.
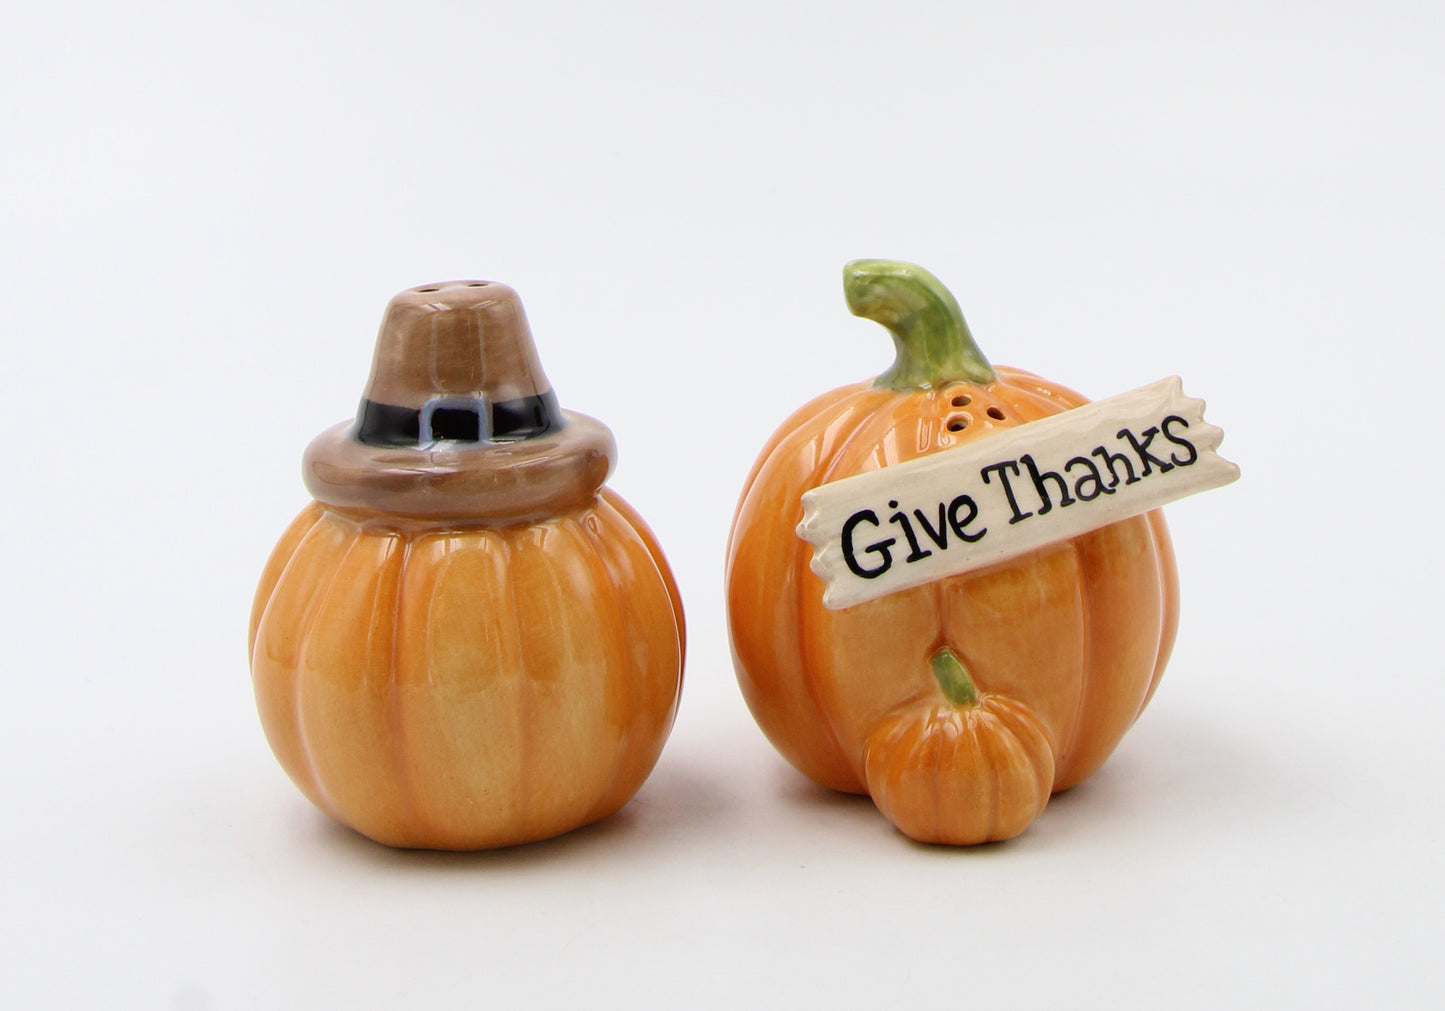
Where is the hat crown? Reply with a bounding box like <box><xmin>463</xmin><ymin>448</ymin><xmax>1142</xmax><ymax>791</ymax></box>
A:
<box><xmin>361</xmin><ymin>281</ymin><xmax>553</xmax><ymax>410</ymax></box>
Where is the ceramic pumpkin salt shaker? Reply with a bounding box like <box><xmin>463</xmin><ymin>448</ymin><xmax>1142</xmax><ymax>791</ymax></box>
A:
<box><xmin>250</xmin><ymin>281</ymin><xmax>684</xmax><ymax>850</ymax></box>
<box><xmin>726</xmin><ymin>260</ymin><xmax>1183</xmax><ymax>845</ymax></box>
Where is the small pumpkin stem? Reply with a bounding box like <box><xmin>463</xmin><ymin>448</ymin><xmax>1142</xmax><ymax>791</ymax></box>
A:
<box><xmin>930</xmin><ymin>647</ymin><xmax>979</xmax><ymax>707</ymax></box>
<box><xmin>844</xmin><ymin>259</ymin><xmax>996</xmax><ymax>391</ymax></box>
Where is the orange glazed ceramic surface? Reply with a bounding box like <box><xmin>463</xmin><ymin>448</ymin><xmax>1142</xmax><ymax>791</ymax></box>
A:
<box><xmin>725</xmin><ymin>260</ymin><xmax>1178</xmax><ymax>845</ymax></box>
<box><xmin>251</xmin><ymin>281</ymin><xmax>684</xmax><ymax>850</ymax></box>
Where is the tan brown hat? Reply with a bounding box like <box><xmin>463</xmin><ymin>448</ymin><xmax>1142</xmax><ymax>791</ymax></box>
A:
<box><xmin>303</xmin><ymin>280</ymin><xmax>616</xmax><ymax>524</ymax></box>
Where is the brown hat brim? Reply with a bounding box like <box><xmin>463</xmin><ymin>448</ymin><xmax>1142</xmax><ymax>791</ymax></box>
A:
<box><xmin>303</xmin><ymin>411</ymin><xmax>617</xmax><ymax>524</ymax></box>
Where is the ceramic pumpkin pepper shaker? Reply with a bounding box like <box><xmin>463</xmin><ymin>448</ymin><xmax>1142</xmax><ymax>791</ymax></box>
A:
<box><xmin>250</xmin><ymin>281</ymin><xmax>685</xmax><ymax>850</ymax></box>
<box><xmin>726</xmin><ymin>260</ymin><xmax>1184</xmax><ymax>845</ymax></box>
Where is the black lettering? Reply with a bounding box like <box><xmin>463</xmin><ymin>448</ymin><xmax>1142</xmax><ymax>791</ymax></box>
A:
<box><xmin>981</xmin><ymin>460</ymin><xmax>1033</xmax><ymax>523</ymax></box>
<box><xmin>946</xmin><ymin>494</ymin><xmax>987</xmax><ymax>543</ymax></box>
<box><xmin>1020</xmin><ymin>453</ymin><xmax>1075</xmax><ymax>514</ymax></box>
<box><xmin>889</xmin><ymin>509</ymin><xmax>932</xmax><ymax>563</ymax></box>
<box><xmin>841</xmin><ymin>510</ymin><xmax>895</xmax><ymax>579</ymax></box>
<box><xmin>913</xmin><ymin>504</ymin><xmax>950</xmax><ymax>550</ymax></box>
<box><xmin>1065</xmin><ymin>456</ymin><xmax>1112</xmax><ymax>501</ymax></box>
<box><xmin>1117</xmin><ymin>426</ymin><xmax>1174</xmax><ymax>476</ymax></box>
<box><xmin>1092</xmin><ymin>445</ymin><xmax>1139</xmax><ymax>487</ymax></box>
<box><xmin>1161</xmin><ymin>415</ymin><xmax>1198</xmax><ymax>467</ymax></box>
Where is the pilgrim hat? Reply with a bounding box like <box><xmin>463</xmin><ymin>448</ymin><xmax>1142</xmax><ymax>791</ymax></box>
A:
<box><xmin>303</xmin><ymin>281</ymin><xmax>616</xmax><ymax>522</ymax></box>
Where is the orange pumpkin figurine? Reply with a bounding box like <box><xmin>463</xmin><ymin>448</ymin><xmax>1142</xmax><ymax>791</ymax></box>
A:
<box><xmin>726</xmin><ymin>260</ymin><xmax>1178</xmax><ymax>844</ymax></box>
<box><xmin>250</xmin><ymin>281</ymin><xmax>684</xmax><ymax>850</ymax></box>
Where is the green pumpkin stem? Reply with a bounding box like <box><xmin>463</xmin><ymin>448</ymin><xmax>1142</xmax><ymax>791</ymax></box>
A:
<box><xmin>930</xmin><ymin>647</ymin><xmax>979</xmax><ymax>708</ymax></box>
<box><xmin>844</xmin><ymin>259</ymin><xmax>996</xmax><ymax>391</ymax></box>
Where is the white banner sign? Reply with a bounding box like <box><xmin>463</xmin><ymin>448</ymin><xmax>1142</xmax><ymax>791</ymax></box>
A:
<box><xmin>796</xmin><ymin>377</ymin><xmax>1239</xmax><ymax>610</ymax></box>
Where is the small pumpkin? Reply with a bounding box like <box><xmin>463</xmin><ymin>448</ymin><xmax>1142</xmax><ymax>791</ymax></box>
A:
<box><xmin>726</xmin><ymin>260</ymin><xmax>1178</xmax><ymax>844</ymax></box>
<box><xmin>863</xmin><ymin>650</ymin><xmax>1055</xmax><ymax>845</ymax></box>
<box><xmin>250</xmin><ymin>281</ymin><xmax>684</xmax><ymax>850</ymax></box>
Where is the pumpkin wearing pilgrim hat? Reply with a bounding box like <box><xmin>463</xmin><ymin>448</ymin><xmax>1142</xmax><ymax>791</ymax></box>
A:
<box><xmin>250</xmin><ymin>280</ymin><xmax>685</xmax><ymax>850</ymax></box>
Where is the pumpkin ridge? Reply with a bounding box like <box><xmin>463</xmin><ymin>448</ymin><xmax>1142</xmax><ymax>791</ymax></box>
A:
<box><xmin>290</xmin><ymin>516</ymin><xmax>366</xmax><ymax>819</ymax></box>
<box><xmin>597</xmin><ymin>497</ymin><xmax>671</xmax><ymax>670</ymax></box>
<box><xmin>249</xmin><ymin>503</ymin><xmax>325</xmax><ymax>662</ymax></box>
<box><xmin>792</xmin><ymin>517</ymin><xmax>856</xmax><ymax>788</ymax></box>
<box><xmin>385</xmin><ymin>534</ymin><xmax>423</xmax><ymax>838</ymax></box>
<box><xmin>943</xmin><ymin>710</ymin><xmax>968</xmax><ymax>838</ymax></box>
<box><xmin>617</xmin><ymin>499</ymin><xmax>685</xmax><ymax>729</ymax></box>
<box><xmin>962</xmin><ymin>710</ymin><xmax>990</xmax><ymax>841</ymax></box>
<box><xmin>989</xmin><ymin>703</ymin><xmax>1034</xmax><ymax>837</ymax></box>
<box><xmin>742</xmin><ymin>391</ymin><xmax>892</xmax><ymax>787</ymax></box>
<box><xmin>601</xmin><ymin>489</ymin><xmax>686</xmax><ymax>668</ymax></box>
<box><xmin>1005</xmin><ymin>699</ymin><xmax>1057</xmax><ymax>834</ymax></box>
<box><xmin>737</xmin><ymin>391</ymin><xmax>866</xmax><ymax>502</ymax></box>
<box><xmin>496</xmin><ymin>527</ymin><xmax>531</xmax><ymax>834</ymax></box>
<box><xmin>615</xmin><ymin>501</ymin><xmax>686</xmax><ymax>807</ymax></box>
<box><xmin>994</xmin><ymin>381</ymin><xmax>1072</xmax><ymax>424</ymax></box>
<box><xmin>965</xmin><ymin>707</ymin><xmax>988</xmax><ymax>843</ymax></box>
<box><xmin>394</xmin><ymin>530</ymin><xmax>455</xmax><ymax>840</ymax></box>
<box><xmin>1135</xmin><ymin>515</ymin><xmax>1168</xmax><ymax>727</ymax></box>
<box><xmin>996</xmin><ymin>695</ymin><xmax>1058</xmax><ymax>758</ymax></box>
<box><xmin>728</xmin><ymin>455</ymin><xmax>853</xmax><ymax>789</ymax></box>
<box><xmin>252</xmin><ymin>513</ymin><xmax>354</xmax><ymax>814</ymax></box>
<box><xmin>570</xmin><ymin>507</ymin><xmax>638</xmax><ymax>823</ymax></box>
<box><xmin>529</xmin><ymin>515</ymin><xmax>627</xmax><ymax>837</ymax></box>
<box><xmin>810</xmin><ymin>392</ymin><xmax>907</xmax><ymax>486</ymax></box>
<box><xmin>726</xmin><ymin>391</ymin><xmax>875</xmax><ymax>575</ymax></box>
<box><xmin>1060</xmin><ymin>518</ymin><xmax>1167</xmax><ymax>789</ymax></box>
<box><xmin>797</xmin><ymin>397</ymin><xmax>914</xmax><ymax>787</ymax></box>
<box><xmin>1055</xmin><ymin>535</ymin><xmax>1093</xmax><ymax>778</ymax></box>
<box><xmin>1137</xmin><ymin>510</ymin><xmax>1179</xmax><ymax>720</ymax></box>
<box><xmin>728</xmin><ymin>384</ymin><xmax>868</xmax><ymax>548</ymax></box>
<box><xmin>996</xmin><ymin>370</ymin><xmax>1088</xmax><ymax>410</ymax></box>
<box><xmin>292</xmin><ymin>528</ymin><xmax>411</xmax><ymax>842</ymax></box>
<box><xmin>930</xmin><ymin>709</ymin><xmax>945</xmax><ymax>842</ymax></box>
<box><xmin>995</xmin><ymin>366</ymin><xmax>1088</xmax><ymax>405</ymax></box>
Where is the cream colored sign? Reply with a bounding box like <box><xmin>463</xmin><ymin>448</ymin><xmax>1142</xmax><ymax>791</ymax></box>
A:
<box><xmin>796</xmin><ymin>377</ymin><xmax>1239</xmax><ymax>610</ymax></box>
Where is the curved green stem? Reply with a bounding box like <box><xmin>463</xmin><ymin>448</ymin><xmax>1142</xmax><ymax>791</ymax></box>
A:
<box><xmin>844</xmin><ymin>259</ymin><xmax>996</xmax><ymax>391</ymax></box>
<box><xmin>930</xmin><ymin>647</ymin><xmax>979</xmax><ymax>707</ymax></box>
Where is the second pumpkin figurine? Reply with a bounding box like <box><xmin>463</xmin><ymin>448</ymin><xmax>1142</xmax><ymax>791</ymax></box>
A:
<box><xmin>726</xmin><ymin>260</ymin><xmax>1179</xmax><ymax>845</ymax></box>
<box><xmin>251</xmin><ymin>280</ymin><xmax>685</xmax><ymax>850</ymax></box>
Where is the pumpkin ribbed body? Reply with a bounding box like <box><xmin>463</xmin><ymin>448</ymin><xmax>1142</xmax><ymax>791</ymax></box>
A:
<box><xmin>250</xmin><ymin>488</ymin><xmax>684</xmax><ymax>850</ymax></box>
<box><xmin>864</xmin><ymin>695</ymin><xmax>1056</xmax><ymax>845</ymax></box>
<box><xmin>726</xmin><ymin>365</ymin><xmax>1179</xmax><ymax>797</ymax></box>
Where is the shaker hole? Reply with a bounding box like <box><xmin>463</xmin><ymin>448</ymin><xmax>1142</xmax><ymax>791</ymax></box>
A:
<box><xmin>947</xmin><ymin>417</ymin><xmax>968</xmax><ymax>432</ymax></box>
<box><xmin>467</xmin><ymin>282</ymin><xmax>489</xmax><ymax>287</ymax></box>
<box><xmin>951</xmin><ymin>394</ymin><xmax>971</xmax><ymax>407</ymax></box>
<box><xmin>987</xmin><ymin>406</ymin><xmax>1006</xmax><ymax>420</ymax></box>
<box><xmin>416</xmin><ymin>287</ymin><xmax>440</xmax><ymax>292</ymax></box>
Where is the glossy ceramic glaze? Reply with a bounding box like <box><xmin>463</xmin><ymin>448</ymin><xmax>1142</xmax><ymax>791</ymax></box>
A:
<box><xmin>725</xmin><ymin>260</ymin><xmax>1178</xmax><ymax>844</ymax></box>
<box><xmin>251</xmin><ymin>281</ymin><xmax>684</xmax><ymax>850</ymax></box>
<box><xmin>863</xmin><ymin>653</ymin><xmax>1055</xmax><ymax>845</ymax></box>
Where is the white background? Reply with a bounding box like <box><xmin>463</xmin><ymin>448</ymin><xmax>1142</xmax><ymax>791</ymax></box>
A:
<box><xmin>2</xmin><ymin>2</ymin><xmax>1441</xmax><ymax>1007</ymax></box>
